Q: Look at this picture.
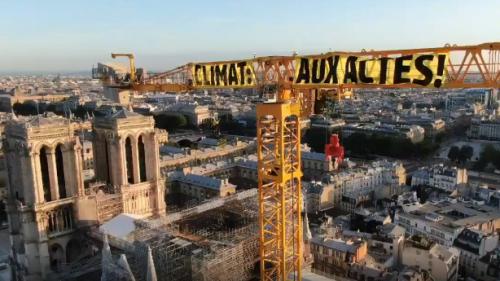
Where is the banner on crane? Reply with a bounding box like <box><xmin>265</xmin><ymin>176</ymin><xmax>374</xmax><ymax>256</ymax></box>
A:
<box><xmin>191</xmin><ymin>61</ymin><xmax>256</xmax><ymax>88</ymax></box>
<box><xmin>293</xmin><ymin>53</ymin><xmax>448</xmax><ymax>88</ymax></box>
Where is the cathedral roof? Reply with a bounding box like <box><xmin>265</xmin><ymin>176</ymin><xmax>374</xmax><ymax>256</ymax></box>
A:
<box><xmin>93</xmin><ymin>107</ymin><xmax>153</xmax><ymax>130</ymax></box>
<box><xmin>25</xmin><ymin>114</ymin><xmax>68</xmax><ymax>127</ymax></box>
<box><xmin>109</xmin><ymin>108</ymin><xmax>141</xmax><ymax>119</ymax></box>
<box><xmin>4</xmin><ymin>112</ymin><xmax>68</xmax><ymax>128</ymax></box>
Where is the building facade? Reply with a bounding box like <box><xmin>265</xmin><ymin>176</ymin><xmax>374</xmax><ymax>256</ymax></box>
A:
<box><xmin>4</xmin><ymin>116</ymin><xmax>86</xmax><ymax>280</ymax></box>
<box><xmin>468</xmin><ymin>119</ymin><xmax>500</xmax><ymax>141</ymax></box>
<box><xmin>342</xmin><ymin>123</ymin><xmax>425</xmax><ymax>143</ymax></box>
<box><xmin>169</xmin><ymin>172</ymin><xmax>236</xmax><ymax>200</ymax></box>
<box><xmin>411</xmin><ymin>164</ymin><xmax>468</xmax><ymax>192</ymax></box>
<box><xmin>402</xmin><ymin>236</ymin><xmax>459</xmax><ymax>281</ymax></box>
<box><xmin>453</xmin><ymin>228</ymin><xmax>499</xmax><ymax>278</ymax></box>
<box><xmin>310</xmin><ymin>236</ymin><xmax>368</xmax><ymax>277</ymax></box>
<box><xmin>395</xmin><ymin>201</ymin><xmax>500</xmax><ymax>247</ymax></box>
<box><xmin>92</xmin><ymin>109</ymin><xmax>166</xmax><ymax>217</ymax></box>
<box><xmin>307</xmin><ymin>160</ymin><xmax>406</xmax><ymax>213</ymax></box>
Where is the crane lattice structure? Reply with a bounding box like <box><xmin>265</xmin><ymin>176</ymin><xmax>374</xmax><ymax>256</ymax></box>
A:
<box><xmin>93</xmin><ymin>42</ymin><xmax>500</xmax><ymax>281</ymax></box>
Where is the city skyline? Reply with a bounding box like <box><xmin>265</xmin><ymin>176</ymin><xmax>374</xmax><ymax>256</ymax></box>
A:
<box><xmin>1</xmin><ymin>2</ymin><xmax>500</xmax><ymax>279</ymax></box>
<box><xmin>1</xmin><ymin>0</ymin><xmax>499</xmax><ymax>72</ymax></box>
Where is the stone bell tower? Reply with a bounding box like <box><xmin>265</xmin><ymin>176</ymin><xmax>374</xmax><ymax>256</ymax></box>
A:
<box><xmin>3</xmin><ymin>115</ymin><xmax>85</xmax><ymax>280</ymax></box>
<box><xmin>92</xmin><ymin>109</ymin><xmax>166</xmax><ymax>217</ymax></box>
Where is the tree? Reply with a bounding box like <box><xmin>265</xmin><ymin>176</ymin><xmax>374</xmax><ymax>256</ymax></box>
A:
<box><xmin>73</xmin><ymin>105</ymin><xmax>93</xmax><ymax>120</ymax></box>
<box><xmin>13</xmin><ymin>102</ymin><xmax>39</xmax><ymax>115</ymax></box>
<box><xmin>474</xmin><ymin>145</ymin><xmax>500</xmax><ymax>171</ymax></box>
<box><xmin>451</xmin><ymin>116</ymin><xmax>472</xmax><ymax>137</ymax></box>
<box><xmin>458</xmin><ymin>145</ymin><xmax>474</xmax><ymax>164</ymax></box>
<box><xmin>434</xmin><ymin>132</ymin><xmax>447</xmax><ymax>144</ymax></box>
<box><xmin>200</xmin><ymin>118</ymin><xmax>217</xmax><ymax>130</ymax></box>
<box><xmin>219</xmin><ymin>115</ymin><xmax>239</xmax><ymax>130</ymax></box>
<box><xmin>304</xmin><ymin>127</ymin><xmax>331</xmax><ymax>153</ymax></box>
<box><xmin>154</xmin><ymin>113</ymin><xmax>187</xmax><ymax>131</ymax></box>
<box><xmin>177</xmin><ymin>139</ymin><xmax>195</xmax><ymax>148</ymax></box>
<box><xmin>46</xmin><ymin>103</ymin><xmax>58</xmax><ymax>113</ymax></box>
<box><xmin>448</xmin><ymin>146</ymin><xmax>460</xmax><ymax>162</ymax></box>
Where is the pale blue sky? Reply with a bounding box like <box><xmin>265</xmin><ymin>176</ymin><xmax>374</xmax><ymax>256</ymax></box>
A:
<box><xmin>1</xmin><ymin>0</ymin><xmax>499</xmax><ymax>72</ymax></box>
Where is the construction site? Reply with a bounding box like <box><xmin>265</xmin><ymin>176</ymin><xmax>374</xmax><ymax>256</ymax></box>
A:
<box><xmin>49</xmin><ymin>189</ymin><xmax>261</xmax><ymax>281</ymax></box>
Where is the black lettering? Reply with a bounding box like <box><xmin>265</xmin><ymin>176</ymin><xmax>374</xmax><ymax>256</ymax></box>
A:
<box><xmin>295</xmin><ymin>58</ymin><xmax>310</xmax><ymax>84</ymax></box>
<box><xmin>413</xmin><ymin>55</ymin><xmax>434</xmax><ymax>86</ymax></box>
<box><xmin>324</xmin><ymin>56</ymin><xmax>339</xmax><ymax>84</ymax></box>
<box><xmin>228</xmin><ymin>64</ymin><xmax>238</xmax><ymax>85</ymax></box>
<box><xmin>210</xmin><ymin>65</ymin><xmax>215</xmax><ymax>86</ymax></box>
<box><xmin>237</xmin><ymin>61</ymin><xmax>247</xmax><ymax>85</ymax></box>
<box><xmin>194</xmin><ymin>65</ymin><xmax>202</xmax><ymax>85</ymax></box>
<box><xmin>246</xmin><ymin>68</ymin><xmax>253</xmax><ymax>85</ymax></box>
<box><xmin>379</xmin><ymin>57</ymin><xmax>390</xmax><ymax>84</ymax></box>
<box><xmin>343</xmin><ymin>56</ymin><xmax>358</xmax><ymax>83</ymax></box>
<box><xmin>311</xmin><ymin>59</ymin><xmax>326</xmax><ymax>83</ymax></box>
<box><xmin>394</xmin><ymin>55</ymin><xmax>413</xmax><ymax>84</ymax></box>
<box><xmin>201</xmin><ymin>66</ymin><xmax>209</xmax><ymax>86</ymax></box>
<box><xmin>433</xmin><ymin>54</ymin><xmax>446</xmax><ymax>88</ymax></box>
<box><xmin>215</xmin><ymin>65</ymin><xmax>228</xmax><ymax>86</ymax></box>
<box><xmin>358</xmin><ymin>60</ymin><xmax>374</xmax><ymax>84</ymax></box>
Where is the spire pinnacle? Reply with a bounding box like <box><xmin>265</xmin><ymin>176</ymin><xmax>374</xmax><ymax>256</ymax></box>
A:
<box><xmin>146</xmin><ymin>246</ymin><xmax>157</xmax><ymax>281</ymax></box>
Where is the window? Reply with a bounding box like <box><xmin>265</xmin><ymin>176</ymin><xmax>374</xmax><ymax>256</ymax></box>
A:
<box><xmin>104</xmin><ymin>138</ymin><xmax>111</xmax><ymax>183</ymax></box>
<box><xmin>125</xmin><ymin>137</ymin><xmax>134</xmax><ymax>184</ymax></box>
<box><xmin>40</xmin><ymin>147</ymin><xmax>52</xmax><ymax>201</ymax></box>
<box><xmin>138</xmin><ymin>135</ymin><xmax>147</xmax><ymax>182</ymax></box>
<box><xmin>55</xmin><ymin>145</ymin><xmax>67</xmax><ymax>198</ymax></box>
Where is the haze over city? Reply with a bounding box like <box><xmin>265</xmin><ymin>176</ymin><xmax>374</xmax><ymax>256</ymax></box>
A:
<box><xmin>1</xmin><ymin>0</ymin><xmax>499</xmax><ymax>72</ymax></box>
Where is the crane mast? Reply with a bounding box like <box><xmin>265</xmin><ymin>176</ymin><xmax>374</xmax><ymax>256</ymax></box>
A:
<box><xmin>94</xmin><ymin>42</ymin><xmax>500</xmax><ymax>281</ymax></box>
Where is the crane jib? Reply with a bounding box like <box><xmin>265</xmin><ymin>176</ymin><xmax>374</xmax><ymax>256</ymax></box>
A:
<box><xmin>294</xmin><ymin>53</ymin><xmax>449</xmax><ymax>88</ymax></box>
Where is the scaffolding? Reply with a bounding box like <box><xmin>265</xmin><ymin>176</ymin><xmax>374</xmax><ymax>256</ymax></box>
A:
<box><xmin>132</xmin><ymin>234</ymin><xmax>194</xmax><ymax>281</ymax></box>
<box><xmin>114</xmin><ymin>191</ymin><xmax>259</xmax><ymax>281</ymax></box>
<box><xmin>190</xmin><ymin>226</ymin><xmax>259</xmax><ymax>281</ymax></box>
<box><xmin>141</xmin><ymin>188</ymin><xmax>257</xmax><ymax>229</ymax></box>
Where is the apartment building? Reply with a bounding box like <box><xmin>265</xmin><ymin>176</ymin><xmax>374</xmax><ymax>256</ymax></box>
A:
<box><xmin>306</xmin><ymin>160</ymin><xmax>406</xmax><ymax>213</ymax></box>
<box><xmin>311</xmin><ymin>236</ymin><xmax>368</xmax><ymax>277</ymax></box>
<box><xmin>411</xmin><ymin>164</ymin><xmax>468</xmax><ymax>192</ymax></box>
<box><xmin>402</xmin><ymin>236</ymin><xmax>460</xmax><ymax>281</ymax></box>
<box><xmin>468</xmin><ymin>118</ymin><xmax>500</xmax><ymax>141</ymax></box>
<box><xmin>395</xmin><ymin>201</ymin><xmax>500</xmax><ymax>247</ymax></box>
<box><xmin>453</xmin><ymin>228</ymin><xmax>499</xmax><ymax>278</ymax></box>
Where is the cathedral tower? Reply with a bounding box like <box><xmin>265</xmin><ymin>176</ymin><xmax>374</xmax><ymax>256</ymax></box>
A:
<box><xmin>92</xmin><ymin>109</ymin><xmax>166</xmax><ymax>217</ymax></box>
<box><xmin>3</xmin><ymin>115</ymin><xmax>85</xmax><ymax>280</ymax></box>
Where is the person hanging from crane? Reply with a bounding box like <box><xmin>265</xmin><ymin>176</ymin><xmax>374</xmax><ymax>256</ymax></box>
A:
<box><xmin>324</xmin><ymin>134</ymin><xmax>344</xmax><ymax>170</ymax></box>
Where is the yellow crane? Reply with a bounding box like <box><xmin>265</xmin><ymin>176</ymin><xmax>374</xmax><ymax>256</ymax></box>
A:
<box><xmin>94</xmin><ymin>42</ymin><xmax>500</xmax><ymax>281</ymax></box>
<box><xmin>111</xmin><ymin>53</ymin><xmax>136</xmax><ymax>83</ymax></box>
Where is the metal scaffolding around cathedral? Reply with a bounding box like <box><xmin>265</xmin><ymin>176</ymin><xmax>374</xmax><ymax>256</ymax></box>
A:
<box><xmin>92</xmin><ymin>189</ymin><xmax>260</xmax><ymax>281</ymax></box>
